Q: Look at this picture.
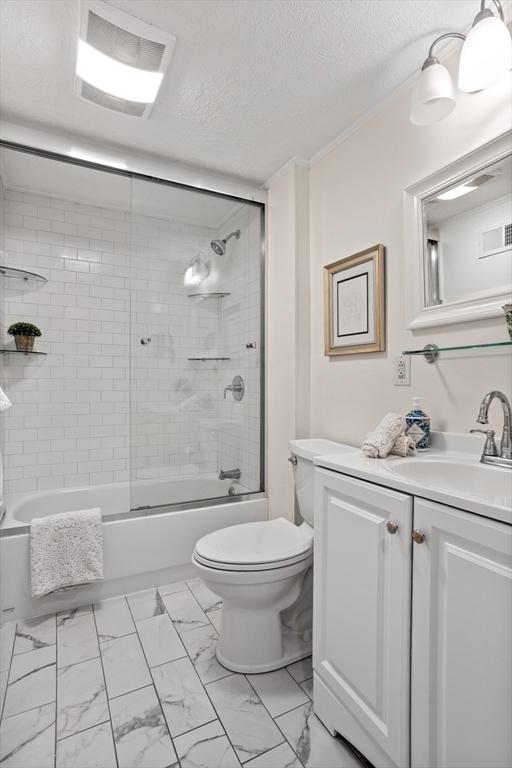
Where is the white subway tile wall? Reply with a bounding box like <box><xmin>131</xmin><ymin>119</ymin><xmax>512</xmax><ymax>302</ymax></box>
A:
<box><xmin>0</xmin><ymin>185</ymin><xmax>261</xmax><ymax>500</ymax></box>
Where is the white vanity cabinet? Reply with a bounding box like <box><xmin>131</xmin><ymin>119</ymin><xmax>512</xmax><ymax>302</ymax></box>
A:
<box><xmin>411</xmin><ymin>498</ymin><xmax>512</xmax><ymax>768</ymax></box>
<box><xmin>313</xmin><ymin>468</ymin><xmax>512</xmax><ymax>768</ymax></box>
<box><xmin>313</xmin><ymin>468</ymin><xmax>413</xmax><ymax>768</ymax></box>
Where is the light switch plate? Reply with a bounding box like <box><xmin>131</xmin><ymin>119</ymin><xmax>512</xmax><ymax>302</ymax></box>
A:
<box><xmin>393</xmin><ymin>354</ymin><xmax>411</xmax><ymax>386</ymax></box>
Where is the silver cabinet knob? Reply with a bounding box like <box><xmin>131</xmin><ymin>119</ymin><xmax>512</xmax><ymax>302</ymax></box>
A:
<box><xmin>288</xmin><ymin>455</ymin><xmax>298</xmax><ymax>465</ymax></box>
<box><xmin>386</xmin><ymin>521</ymin><xmax>398</xmax><ymax>534</ymax></box>
<box><xmin>412</xmin><ymin>529</ymin><xmax>426</xmax><ymax>544</ymax></box>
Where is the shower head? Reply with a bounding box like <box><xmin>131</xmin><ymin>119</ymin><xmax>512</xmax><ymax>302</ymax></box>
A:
<box><xmin>210</xmin><ymin>229</ymin><xmax>240</xmax><ymax>256</ymax></box>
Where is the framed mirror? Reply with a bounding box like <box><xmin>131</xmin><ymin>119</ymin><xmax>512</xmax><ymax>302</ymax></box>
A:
<box><xmin>403</xmin><ymin>132</ymin><xmax>512</xmax><ymax>329</ymax></box>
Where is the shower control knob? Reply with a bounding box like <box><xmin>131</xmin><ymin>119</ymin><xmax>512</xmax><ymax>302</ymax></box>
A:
<box><xmin>140</xmin><ymin>337</ymin><xmax>151</xmax><ymax>345</ymax></box>
<box><xmin>386</xmin><ymin>521</ymin><xmax>398</xmax><ymax>534</ymax></box>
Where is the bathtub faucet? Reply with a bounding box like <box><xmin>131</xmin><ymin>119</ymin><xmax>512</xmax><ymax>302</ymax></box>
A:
<box><xmin>219</xmin><ymin>468</ymin><xmax>241</xmax><ymax>480</ymax></box>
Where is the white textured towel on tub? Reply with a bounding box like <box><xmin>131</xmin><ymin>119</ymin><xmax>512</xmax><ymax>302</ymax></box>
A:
<box><xmin>30</xmin><ymin>507</ymin><xmax>104</xmax><ymax>598</ymax></box>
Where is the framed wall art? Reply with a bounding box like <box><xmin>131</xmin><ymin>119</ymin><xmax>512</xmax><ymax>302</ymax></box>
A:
<box><xmin>324</xmin><ymin>244</ymin><xmax>385</xmax><ymax>356</ymax></box>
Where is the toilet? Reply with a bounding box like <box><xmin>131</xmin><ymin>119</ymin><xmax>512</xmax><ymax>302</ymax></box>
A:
<box><xmin>192</xmin><ymin>438</ymin><xmax>356</xmax><ymax>673</ymax></box>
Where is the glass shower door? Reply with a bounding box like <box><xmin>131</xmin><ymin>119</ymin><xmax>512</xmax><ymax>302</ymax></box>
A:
<box><xmin>129</xmin><ymin>177</ymin><xmax>263</xmax><ymax>511</ymax></box>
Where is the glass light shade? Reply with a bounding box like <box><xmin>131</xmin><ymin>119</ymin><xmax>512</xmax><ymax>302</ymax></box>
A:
<box><xmin>184</xmin><ymin>255</ymin><xmax>210</xmax><ymax>287</ymax></box>
<box><xmin>410</xmin><ymin>62</ymin><xmax>456</xmax><ymax>125</ymax></box>
<box><xmin>76</xmin><ymin>40</ymin><xmax>163</xmax><ymax>103</ymax></box>
<box><xmin>458</xmin><ymin>15</ymin><xmax>512</xmax><ymax>92</ymax></box>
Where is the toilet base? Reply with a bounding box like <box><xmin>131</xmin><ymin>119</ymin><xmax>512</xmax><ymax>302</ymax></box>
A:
<box><xmin>216</xmin><ymin>624</ymin><xmax>312</xmax><ymax>674</ymax></box>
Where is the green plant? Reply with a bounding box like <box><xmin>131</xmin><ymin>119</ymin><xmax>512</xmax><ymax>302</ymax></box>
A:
<box><xmin>7</xmin><ymin>322</ymin><xmax>42</xmax><ymax>337</ymax></box>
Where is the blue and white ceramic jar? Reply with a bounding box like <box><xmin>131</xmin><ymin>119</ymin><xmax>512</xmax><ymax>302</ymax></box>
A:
<box><xmin>406</xmin><ymin>397</ymin><xmax>431</xmax><ymax>451</ymax></box>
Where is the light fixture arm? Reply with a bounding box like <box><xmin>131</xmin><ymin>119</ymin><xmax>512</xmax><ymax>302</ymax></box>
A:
<box><xmin>480</xmin><ymin>0</ymin><xmax>505</xmax><ymax>21</ymax></box>
<box><xmin>424</xmin><ymin>33</ymin><xmax>466</xmax><ymax>68</ymax></box>
<box><xmin>424</xmin><ymin>0</ymin><xmax>506</xmax><ymax>66</ymax></box>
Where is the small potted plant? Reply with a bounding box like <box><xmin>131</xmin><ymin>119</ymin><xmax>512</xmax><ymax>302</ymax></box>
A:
<box><xmin>7</xmin><ymin>322</ymin><xmax>42</xmax><ymax>352</ymax></box>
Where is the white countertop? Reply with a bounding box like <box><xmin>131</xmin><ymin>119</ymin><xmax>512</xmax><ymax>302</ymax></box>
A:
<box><xmin>313</xmin><ymin>432</ymin><xmax>512</xmax><ymax>526</ymax></box>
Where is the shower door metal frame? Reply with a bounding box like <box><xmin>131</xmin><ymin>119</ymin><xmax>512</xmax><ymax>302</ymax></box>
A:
<box><xmin>0</xmin><ymin>140</ymin><xmax>267</xmax><ymax>503</ymax></box>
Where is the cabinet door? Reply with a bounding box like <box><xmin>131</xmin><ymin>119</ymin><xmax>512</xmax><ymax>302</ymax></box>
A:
<box><xmin>313</xmin><ymin>468</ymin><xmax>412</xmax><ymax>768</ymax></box>
<box><xmin>411</xmin><ymin>498</ymin><xmax>512</xmax><ymax>768</ymax></box>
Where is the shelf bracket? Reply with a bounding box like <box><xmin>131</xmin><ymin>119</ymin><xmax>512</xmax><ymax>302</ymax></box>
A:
<box><xmin>422</xmin><ymin>344</ymin><xmax>439</xmax><ymax>364</ymax></box>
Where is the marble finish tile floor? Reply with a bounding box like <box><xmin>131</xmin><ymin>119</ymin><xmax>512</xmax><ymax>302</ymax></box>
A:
<box><xmin>0</xmin><ymin>577</ymin><xmax>364</xmax><ymax>768</ymax></box>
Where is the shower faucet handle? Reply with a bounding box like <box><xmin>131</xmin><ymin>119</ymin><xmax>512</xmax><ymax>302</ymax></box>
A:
<box><xmin>223</xmin><ymin>375</ymin><xmax>245</xmax><ymax>401</ymax></box>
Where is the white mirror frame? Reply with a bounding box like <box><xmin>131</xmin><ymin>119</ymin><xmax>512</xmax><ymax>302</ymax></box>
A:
<box><xmin>403</xmin><ymin>131</ymin><xmax>512</xmax><ymax>330</ymax></box>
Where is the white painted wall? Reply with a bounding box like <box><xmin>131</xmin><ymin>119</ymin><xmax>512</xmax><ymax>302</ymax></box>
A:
<box><xmin>308</xmin><ymin>63</ymin><xmax>512</xmax><ymax>444</ymax></box>
<box><xmin>266</xmin><ymin>162</ymin><xmax>310</xmax><ymax>521</ymax></box>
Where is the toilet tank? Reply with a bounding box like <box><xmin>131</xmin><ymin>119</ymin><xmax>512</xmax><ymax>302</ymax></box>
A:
<box><xmin>289</xmin><ymin>439</ymin><xmax>357</xmax><ymax>527</ymax></box>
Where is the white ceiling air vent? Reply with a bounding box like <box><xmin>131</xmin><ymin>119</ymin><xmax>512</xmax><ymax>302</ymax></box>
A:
<box><xmin>480</xmin><ymin>222</ymin><xmax>512</xmax><ymax>259</ymax></box>
<box><xmin>75</xmin><ymin>1</ymin><xmax>176</xmax><ymax>118</ymax></box>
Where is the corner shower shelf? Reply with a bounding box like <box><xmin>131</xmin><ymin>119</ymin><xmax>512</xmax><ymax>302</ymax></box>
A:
<box><xmin>187</xmin><ymin>292</ymin><xmax>230</xmax><ymax>299</ymax></box>
<box><xmin>187</xmin><ymin>356</ymin><xmax>231</xmax><ymax>361</ymax></box>
<box><xmin>0</xmin><ymin>265</ymin><xmax>47</xmax><ymax>283</ymax></box>
<box><xmin>402</xmin><ymin>341</ymin><xmax>512</xmax><ymax>363</ymax></box>
<box><xmin>0</xmin><ymin>349</ymin><xmax>47</xmax><ymax>356</ymax></box>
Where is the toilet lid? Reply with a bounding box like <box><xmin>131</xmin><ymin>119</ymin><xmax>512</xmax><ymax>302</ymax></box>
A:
<box><xmin>194</xmin><ymin>518</ymin><xmax>313</xmax><ymax>571</ymax></box>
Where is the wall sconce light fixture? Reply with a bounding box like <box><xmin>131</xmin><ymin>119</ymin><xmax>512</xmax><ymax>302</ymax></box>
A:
<box><xmin>410</xmin><ymin>0</ymin><xmax>511</xmax><ymax>125</ymax></box>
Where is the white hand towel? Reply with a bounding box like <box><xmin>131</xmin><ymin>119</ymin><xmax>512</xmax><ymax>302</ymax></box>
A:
<box><xmin>362</xmin><ymin>413</ymin><xmax>406</xmax><ymax>458</ymax></box>
<box><xmin>389</xmin><ymin>433</ymin><xmax>416</xmax><ymax>457</ymax></box>
<box><xmin>0</xmin><ymin>386</ymin><xmax>11</xmax><ymax>411</ymax></box>
<box><xmin>30</xmin><ymin>507</ymin><xmax>103</xmax><ymax>598</ymax></box>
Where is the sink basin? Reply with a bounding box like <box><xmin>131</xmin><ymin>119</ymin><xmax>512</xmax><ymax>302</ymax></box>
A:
<box><xmin>385</xmin><ymin>459</ymin><xmax>512</xmax><ymax>509</ymax></box>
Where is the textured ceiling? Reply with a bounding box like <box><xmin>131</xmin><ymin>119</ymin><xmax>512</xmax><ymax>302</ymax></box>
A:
<box><xmin>0</xmin><ymin>0</ymin><xmax>477</xmax><ymax>183</ymax></box>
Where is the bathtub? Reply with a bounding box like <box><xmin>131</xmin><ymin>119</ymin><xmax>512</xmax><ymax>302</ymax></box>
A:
<box><xmin>0</xmin><ymin>478</ymin><xmax>267</xmax><ymax>620</ymax></box>
<box><xmin>2</xmin><ymin>476</ymin><xmax>242</xmax><ymax>529</ymax></box>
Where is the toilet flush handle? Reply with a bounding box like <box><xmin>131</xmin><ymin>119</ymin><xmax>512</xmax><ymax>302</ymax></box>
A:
<box><xmin>288</xmin><ymin>455</ymin><xmax>298</xmax><ymax>465</ymax></box>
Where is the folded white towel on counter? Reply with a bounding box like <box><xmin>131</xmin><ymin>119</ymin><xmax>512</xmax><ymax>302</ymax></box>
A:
<box><xmin>362</xmin><ymin>413</ymin><xmax>412</xmax><ymax>459</ymax></box>
<box><xmin>30</xmin><ymin>507</ymin><xmax>103</xmax><ymax>598</ymax></box>
<box><xmin>0</xmin><ymin>386</ymin><xmax>11</xmax><ymax>412</ymax></box>
<box><xmin>389</xmin><ymin>432</ymin><xmax>416</xmax><ymax>457</ymax></box>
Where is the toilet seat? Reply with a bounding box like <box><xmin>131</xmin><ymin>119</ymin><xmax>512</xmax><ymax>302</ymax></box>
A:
<box><xmin>193</xmin><ymin>517</ymin><xmax>313</xmax><ymax>572</ymax></box>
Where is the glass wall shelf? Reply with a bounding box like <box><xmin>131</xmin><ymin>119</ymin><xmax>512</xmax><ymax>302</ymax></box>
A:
<box><xmin>402</xmin><ymin>341</ymin><xmax>512</xmax><ymax>363</ymax></box>
<box><xmin>0</xmin><ymin>349</ymin><xmax>47</xmax><ymax>356</ymax></box>
<box><xmin>187</xmin><ymin>357</ymin><xmax>231</xmax><ymax>361</ymax></box>
<box><xmin>187</xmin><ymin>292</ymin><xmax>230</xmax><ymax>299</ymax></box>
<box><xmin>0</xmin><ymin>265</ymin><xmax>47</xmax><ymax>283</ymax></box>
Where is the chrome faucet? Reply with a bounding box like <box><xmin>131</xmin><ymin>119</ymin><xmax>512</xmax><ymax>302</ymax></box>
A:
<box><xmin>471</xmin><ymin>390</ymin><xmax>512</xmax><ymax>468</ymax></box>
<box><xmin>219</xmin><ymin>468</ymin><xmax>241</xmax><ymax>480</ymax></box>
